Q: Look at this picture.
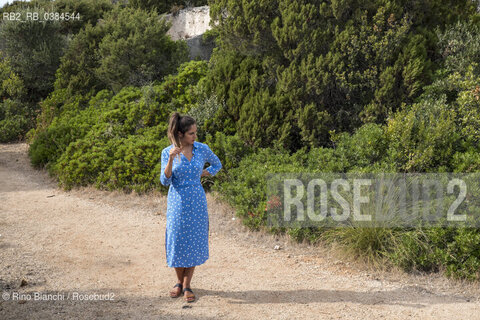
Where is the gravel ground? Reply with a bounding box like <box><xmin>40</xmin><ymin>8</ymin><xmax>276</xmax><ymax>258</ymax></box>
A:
<box><xmin>0</xmin><ymin>143</ymin><xmax>479</xmax><ymax>319</ymax></box>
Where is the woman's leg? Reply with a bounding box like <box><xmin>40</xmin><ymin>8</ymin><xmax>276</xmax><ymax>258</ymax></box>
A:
<box><xmin>170</xmin><ymin>267</ymin><xmax>185</xmax><ymax>296</ymax></box>
<box><xmin>182</xmin><ymin>266</ymin><xmax>195</xmax><ymax>287</ymax></box>
<box><xmin>174</xmin><ymin>267</ymin><xmax>185</xmax><ymax>283</ymax></box>
<box><xmin>182</xmin><ymin>267</ymin><xmax>195</xmax><ymax>300</ymax></box>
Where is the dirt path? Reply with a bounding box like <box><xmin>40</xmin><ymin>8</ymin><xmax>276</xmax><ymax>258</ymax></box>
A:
<box><xmin>0</xmin><ymin>143</ymin><xmax>479</xmax><ymax>319</ymax></box>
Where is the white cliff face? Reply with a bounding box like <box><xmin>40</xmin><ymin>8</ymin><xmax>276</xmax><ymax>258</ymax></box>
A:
<box><xmin>164</xmin><ymin>6</ymin><xmax>212</xmax><ymax>41</ymax></box>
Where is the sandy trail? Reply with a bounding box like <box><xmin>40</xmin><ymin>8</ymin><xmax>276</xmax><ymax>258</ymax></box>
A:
<box><xmin>0</xmin><ymin>143</ymin><xmax>479</xmax><ymax>319</ymax></box>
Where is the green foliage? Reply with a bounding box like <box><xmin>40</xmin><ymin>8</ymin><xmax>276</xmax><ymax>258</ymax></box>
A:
<box><xmin>205</xmin><ymin>132</ymin><xmax>253</xmax><ymax>171</ymax></box>
<box><xmin>142</xmin><ymin>60</ymin><xmax>208</xmax><ymax>126</ymax></box>
<box><xmin>0</xmin><ymin>1</ymin><xmax>114</xmax><ymax>141</ymax></box>
<box><xmin>213</xmin><ymin>147</ymin><xmax>303</xmax><ymax>230</ymax></box>
<box><xmin>440</xmin><ymin>228</ymin><xmax>480</xmax><ymax>280</ymax></box>
<box><xmin>384</xmin><ymin>62</ymin><xmax>480</xmax><ymax>173</ymax></box>
<box><xmin>53</xmin><ymin>127</ymin><xmax>170</xmax><ymax>193</ymax></box>
<box><xmin>28</xmin><ymin>89</ymin><xmax>113</xmax><ymax>169</ymax></box>
<box><xmin>206</xmin><ymin>0</ymin><xmax>478</xmax><ymax>151</ymax></box>
<box><xmin>27</xmin><ymin>89</ymin><xmax>85</xmax><ymax>141</ymax></box>
<box><xmin>451</xmin><ymin>150</ymin><xmax>480</xmax><ymax>173</ymax></box>
<box><xmin>187</xmin><ymin>93</ymin><xmax>225</xmax><ymax>141</ymax></box>
<box><xmin>29</xmin><ymin>60</ymin><xmax>206</xmax><ymax>192</ymax></box>
<box><xmin>201</xmin><ymin>51</ymin><xmax>261</xmax><ymax>139</ymax></box>
<box><xmin>385</xmin><ymin>95</ymin><xmax>460</xmax><ymax>172</ymax></box>
<box><xmin>0</xmin><ymin>111</ymin><xmax>29</xmax><ymax>142</ymax></box>
<box><xmin>0</xmin><ymin>56</ymin><xmax>26</xmax><ymax>100</ymax></box>
<box><xmin>95</xmin><ymin>6</ymin><xmax>188</xmax><ymax>92</ymax></box>
<box><xmin>0</xmin><ymin>55</ymin><xmax>32</xmax><ymax>142</ymax></box>
<box><xmin>53</xmin><ymin>23</ymin><xmax>107</xmax><ymax>96</ymax></box>
<box><xmin>1</xmin><ymin>0</ymin><xmax>116</xmax><ymax>35</ymax></box>
<box><xmin>386</xmin><ymin>229</ymin><xmax>441</xmax><ymax>272</ymax></box>
<box><xmin>332</xmin><ymin>123</ymin><xmax>389</xmax><ymax>171</ymax></box>
<box><xmin>54</xmin><ymin>6</ymin><xmax>189</xmax><ymax>95</ymax></box>
<box><xmin>53</xmin><ymin>0</ymin><xmax>114</xmax><ymax>34</ymax></box>
<box><xmin>0</xmin><ymin>7</ymin><xmax>66</xmax><ymax>103</ymax></box>
<box><xmin>0</xmin><ymin>0</ymin><xmax>51</xmax><ymax>12</ymax></box>
<box><xmin>97</xmin><ymin>129</ymin><xmax>169</xmax><ymax>193</ymax></box>
<box><xmin>386</xmin><ymin>227</ymin><xmax>480</xmax><ymax>280</ymax></box>
<box><xmin>437</xmin><ymin>20</ymin><xmax>480</xmax><ymax>76</ymax></box>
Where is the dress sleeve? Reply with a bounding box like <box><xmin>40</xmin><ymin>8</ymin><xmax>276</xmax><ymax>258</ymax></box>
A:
<box><xmin>160</xmin><ymin>149</ymin><xmax>172</xmax><ymax>186</ymax></box>
<box><xmin>204</xmin><ymin>144</ymin><xmax>222</xmax><ymax>176</ymax></box>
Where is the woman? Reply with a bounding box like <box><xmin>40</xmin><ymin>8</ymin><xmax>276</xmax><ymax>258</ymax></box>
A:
<box><xmin>160</xmin><ymin>112</ymin><xmax>222</xmax><ymax>302</ymax></box>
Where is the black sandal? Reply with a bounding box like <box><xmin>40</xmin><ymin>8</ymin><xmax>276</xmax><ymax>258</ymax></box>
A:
<box><xmin>170</xmin><ymin>283</ymin><xmax>183</xmax><ymax>298</ymax></box>
<box><xmin>183</xmin><ymin>287</ymin><xmax>195</xmax><ymax>302</ymax></box>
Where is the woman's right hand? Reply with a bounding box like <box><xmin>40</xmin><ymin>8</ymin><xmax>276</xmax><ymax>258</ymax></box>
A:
<box><xmin>169</xmin><ymin>147</ymin><xmax>182</xmax><ymax>160</ymax></box>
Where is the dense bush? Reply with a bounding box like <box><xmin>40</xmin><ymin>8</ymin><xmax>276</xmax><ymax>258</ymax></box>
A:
<box><xmin>213</xmin><ymin>147</ymin><xmax>303</xmax><ymax>230</ymax></box>
<box><xmin>53</xmin><ymin>0</ymin><xmax>114</xmax><ymax>34</ymax></box>
<box><xmin>28</xmin><ymin>89</ymin><xmax>113</xmax><ymax>168</ymax></box>
<box><xmin>384</xmin><ymin>66</ymin><xmax>480</xmax><ymax>173</ymax></box>
<box><xmin>214</xmin><ymin>60</ymin><xmax>480</xmax><ymax>277</ymax></box>
<box><xmin>0</xmin><ymin>0</ymin><xmax>113</xmax><ymax>34</ymax></box>
<box><xmin>54</xmin><ymin>6</ymin><xmax>189</xmax><ymax>96</ymax></box>
<box><xmin>29</xmin><ymin>60</ymin><xmax>207</xmax><ymax>192</ymax></box>
<box><xmin>53</xmin><ymin>126</ymin><xmax>170</xmax><ymax>193</ymax></box>
<box><xmin>0</xmin><ymin>7</ymin><xmax>66</xmax><ymax>104</ymax></box>
<box><xmin>215</xmin><ymin>120</ymin><xmax>480</xmax><ymax>279</ymax></box>
<box><xmin>95</xmin><ymin>6</ymin><xmax>189</xmax><ymax>92</ymax></box>
<box><xmin>205</xmin><ymin>0</ymin><xmax>478</xmax><ymax>152</ymax></box>
<box><xmin>0</xmin><ymin>56</ymin><xmax>32</xmax><ymax>142</ymax></box>
<box><xmin>53</xmin><ymin>23</ymin><xmax>108</xmax><ymax>96</ymax></box>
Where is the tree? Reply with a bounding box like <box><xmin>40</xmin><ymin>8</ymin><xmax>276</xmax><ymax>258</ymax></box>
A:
<box><xmin>55</xmin><ymin>6</ymin><xmax>189</xmax><ymax>95</ymax></box>
<box><xmin>95</xmin><ymin>6</ymin><xmax>189</xmax><ymax>93</ymax></box>
<box><xmin>0</xmin><ymin>54</ymin><xmax>30</xmax><ymax>142</ymax></box>
<box><xmin>54</xmin><ymin>23</ymin><xmax>107</xmax><ymax>96</ymax></box>
<box><xmin>0</xmin><ymin>7</ymin><xmax>66</xmax><ymax>103</ymax></box>
<box><xmin>53</xmin><ymin>0</ymin><xmax>114</xmax><ymax>35</ymax></box>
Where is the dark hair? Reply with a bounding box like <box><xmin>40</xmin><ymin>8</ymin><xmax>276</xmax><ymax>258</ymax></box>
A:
<box><xmin>167</xmin><ymin>112</ymin><xmax>196</xmax><ymax>147</ymax></box>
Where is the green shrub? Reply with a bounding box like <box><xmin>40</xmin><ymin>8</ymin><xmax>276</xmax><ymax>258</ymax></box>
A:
<box><xmin>213</xmin><ymin>147</ymin><xmax>302</xmax><ymax>230</ymax></box>
<box><xmin>28</xmin><ymin>89</ymin><xmax>113</xmax><ymax>169</ymax></box>
<box><xmin>53</xmin><ymin>128</ymin><xmax>170</xmax><ymax>193</ymax></box>
<box><xmin>30</xmin><ymin>61</ymin><xmax>207</xmax><ymax>193</ymax></box>
<box><xmin>0</xmin><ymin>112</ymin><xmax>29</xmax><ymax>142</ymax></box>
<box><xmin>95</xmin><ymin>6</ymin><xmax>189</xmax><ymax>93</ymax></box>
<box><xmin>205</xmin><ymin>132</ymin><xmax>253</xmax><ymax>172</ymax></box>
<box><xmin>385</xmin><ymin>95</ymin><xmax>460</xmax><ymax>172</ymax></box>
<box><xmin>451</xmin><ymin>150</ymin><xmax>480</xmax><ymax>173</ymax></box>
<box><xmin>332</xmin><ymin>123</ymin><xmax>389</xmax><ymax>172</ymax></box>
<box><xmin>98</xmin><ymin>132</ymin><xmax>170</xmax><ymax>193</ymax></box>
<box><xmin>54</xmin><ymin>6</ymin><xmax>189</xmax><ymax>95</ymax></box>
<box><xmin>53</xmin><ymin>133</ymin><xmax>116</xmax><ymax>190</ymax></box>
<box><xmin>440</xmin><ymin>228</ymin><xmax>480</xmax><ymax>280</ymax></box>
<box><xmin>0</xmin><ymin>55</ymin><xmax>33</xmax><ymax>142</ymax></box>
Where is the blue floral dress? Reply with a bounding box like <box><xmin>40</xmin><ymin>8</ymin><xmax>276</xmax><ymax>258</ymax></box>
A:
<box><xmin>160</xmin><ymin>141</ymin><xmax>222</xmax><ymax>268</ymax></box>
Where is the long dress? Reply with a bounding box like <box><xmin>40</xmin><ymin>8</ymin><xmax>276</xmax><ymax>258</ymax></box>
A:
<box><xmin>160</xmin><ymin>141</ymin><xmax>222</xmax><ymax>268</ymax></box>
